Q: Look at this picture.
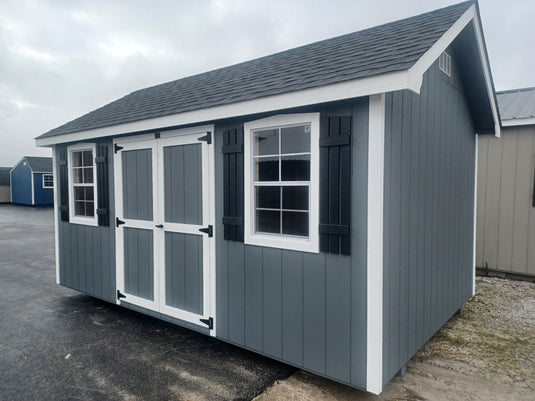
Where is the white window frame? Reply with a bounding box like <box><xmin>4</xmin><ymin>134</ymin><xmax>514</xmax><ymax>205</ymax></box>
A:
<box><xmin>244</xmin><ymin>113</ymin><xmax>319</xmax><ymax>253</ymax></box>
<box><xmin>42</xmin><ymin>174</ymin><xmax>54</xmax><ymax>188</ymax></box>
<box><xmin>67</xmin><ymin>142</ymin><xmax>98</xmax><ymax>226</ymax></box>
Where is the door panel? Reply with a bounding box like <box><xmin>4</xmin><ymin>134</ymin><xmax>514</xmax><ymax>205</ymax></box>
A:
<box><xmin>122</xmin><ymin>149</ymin><xmax>153</xmax><ymax>221</ymax></box>
<box><xmin>165</xmin><ymin>231</ymin><xmax>203</xmax><ymax>315</ymax></box>
<box><xmin>124</xmin><ymin>227</ymin><xmax>154</xmax><ymax>301</ymax></box>
<box><xmin>163</xmin><ymin>143</ymin><xmax>202</xmax><ymax>225</ymax></box>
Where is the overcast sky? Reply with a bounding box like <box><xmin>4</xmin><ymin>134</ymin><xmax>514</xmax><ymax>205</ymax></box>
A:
<box><xmin>1</xmin><ymin>0</ymin><xmax>533</xmax><ymax>167</ymax></box>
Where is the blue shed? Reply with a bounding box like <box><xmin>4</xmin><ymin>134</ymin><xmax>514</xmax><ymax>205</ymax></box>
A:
<box><xmin>35</xmin><ymin>1</ymin><xmax>501</xmax><ymax>394</ymax></box>
<box><xmin>10</xmin><ymin>156</ymin><xmax>54</xmax><ymax>206</ymax></box>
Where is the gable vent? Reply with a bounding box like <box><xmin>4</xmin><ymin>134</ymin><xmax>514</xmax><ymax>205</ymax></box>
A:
<box><xmin>439</xmin><ymin>51</ymin><xmax>451</xmax><ymax>77</ymax></box>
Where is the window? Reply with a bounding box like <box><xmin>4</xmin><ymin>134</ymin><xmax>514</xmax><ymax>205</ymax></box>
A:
<box><xmin>67</xmin><ymin>143</ymin><xmax>98</xmax><ymax>226</ymax></box>
<box><xmin>42</xmin><ymin>174</ymin><xmax>54</xmax><ymax>188</ymax></box>
<box><xmin>244</xmin><ymin>113</ymin><xmax>319</xmax><ymax>253</ymax></box>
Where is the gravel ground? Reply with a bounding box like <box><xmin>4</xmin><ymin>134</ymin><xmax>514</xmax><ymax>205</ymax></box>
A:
<box><xmin>255</xmin><ymin>277</ymin><xmax>535</xmax><ymax>401</ymax></box>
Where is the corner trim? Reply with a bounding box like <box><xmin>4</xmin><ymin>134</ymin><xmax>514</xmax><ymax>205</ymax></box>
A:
<box><xmin>366</xmin><ymin>93</ymin><xmax>385</xmax><ymax>394</ymax></box>
<box><xmin>52</xmin><ymin>147</ymin><xmax>60</xmax><ymax>284</ymax></box>
<box><xmin>472</xmin><ymin>134</ymin><xmax>478</xmax><ymax>295</ymax></box>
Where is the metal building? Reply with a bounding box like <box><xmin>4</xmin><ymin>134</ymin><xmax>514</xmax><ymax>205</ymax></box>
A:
<box><xmin>35</xmin><ymin>1</ymin><xmax>500</xmax><ymax>394</ymax></box>
<box><xmin>10</xmin><ymin>156</ymin><xmax>54</xmax><ymax>206</ymax></box>
<box><xmin>477</xmin><ymin>87</ymin><xmax>535</xmax><ymax>280</ymax></box>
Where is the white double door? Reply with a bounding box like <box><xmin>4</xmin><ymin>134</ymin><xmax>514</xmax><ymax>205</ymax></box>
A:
<box><xmin>114</xmin><ymin>127</ymin><xmax>214</xmax><ymax>330</ymax></box>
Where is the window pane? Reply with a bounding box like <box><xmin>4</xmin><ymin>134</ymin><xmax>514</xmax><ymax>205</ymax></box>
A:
<box><xmin>75</xmin><ymin>201</ymin><xmax>85</xmax><ymax>216</ymax></box>
<box><xmin>282</xmin><ymin>211</ymin><xmax>309</xmax><ymax>236</ymax></box>
<box><xmin>281</xmin><ymin>155</ymin><xmax>310</xmax><ymax>181</ymax></box>
<box><xmin>82</xmin><ymin>150</ymin><xmax>93</xmax><ymax>167</ymax></box>
<box><xmin>73</xmin><ymin>168</ymin><xmax>83</xmax><ymax>184</ymax></box>
<box><xmin>282</xmin><ymin>186</ymin><xmax>308</xmax><ymax>210</ymax></box>
<box><xmin>281</xmin><ymin>125</ymin><xmax>310</xmax><ymax>154</ymax></box>
<box><xmin>256</xmin><ymin>210</ymin><xmax>280</xmax><ymax>234</ymax></box>
<box><xmin>72</xmin><ymin>151</ymin><xmax>82</xmax><ymax>167</ymax></box>
<box><xmin>86</xmin><ymin>202</ymin><xmax>94</xmax><ymax>217</ymax></box>
<box><xmin>256</xmin><ymin>186</ymin><xmax>280</xmax><ymax>209</ymax></box>
<box><xmin>254</xmin><ymin>157</ymin><xmax>279</xmax><ymax>181</ymax></box>
<box><xmin>254</xmin><ymin>129</ymin><xmax>278</xmax><ymax>156</ymax></box>
<box><xmin>83</xmin><ymin>167</ymin><xmax>94</xmax><ymax>184</ymax></box>
<box><xmin>85</xmin><ymin>186</ymin><xmax>94</xmax><ymax>201</ymax></box>
<box><xmin>75</xmin><ymin>186</ymin><xmax>85</xmax><ymax>201</ymax></box>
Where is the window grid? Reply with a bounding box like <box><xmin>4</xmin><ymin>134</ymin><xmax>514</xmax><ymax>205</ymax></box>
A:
<box><xmin>253</xmin><ymin>124</ymin><xmax>311</xmax><ymax>237</ymax></box>
<box><xmin>72</xmin><ymin>149</ymin><xmax>95</xmax><ymax>218</ymax></box>
<box><xmin>43</xmin><ymin>174</ymin><xmax>53</xmax><ymax>188</ymax></box>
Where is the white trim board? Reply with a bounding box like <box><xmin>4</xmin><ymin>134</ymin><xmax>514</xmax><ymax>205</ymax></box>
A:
<box><xmin>366</xmin><ymin>93</ymin><xmax>385</xmax><ymax>394</ymax></box>
<box><xmin>52</xmin><ymin>147</ymin><xmax>60</xmax><ymax>284</ymax></box>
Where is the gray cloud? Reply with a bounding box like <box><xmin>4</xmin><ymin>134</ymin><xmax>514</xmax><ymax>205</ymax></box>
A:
<box><xmin>1</xmin><ymin>0</ymin><xmax>533</xmax><ymax>166</ymax></box>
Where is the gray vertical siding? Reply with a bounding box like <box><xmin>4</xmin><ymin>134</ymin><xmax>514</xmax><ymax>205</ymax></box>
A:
<box><xmin>382</xmin><ymin>56</ymin><xmax>475</xmax><ymax>385</ymax></box>
<box><xmin>476</xmin><ymin>126</ymin><xmax>535</xmax><ymax>276</ymax></box>
<box><xmin>164</xmin><ymin>144</ymin><xmax>202</xmax><ymax>225</ymax></box>
<box><xmin>57</xmin><ymin>141</ymin><xmax>116</xmax><ymax>302</ymax></box>
<box><xmin>215</xmin><ymin>99</ymin><xmax>369</xmax><ymax>390</ymax></box>
<box><xmin>122</xmin><ymin>149</ymin><xmax>153</xmax><ymax>221</ymax></box>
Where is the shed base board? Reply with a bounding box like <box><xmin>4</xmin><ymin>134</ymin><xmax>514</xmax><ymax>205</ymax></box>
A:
<box><xmin>476</xmin><ymin>267</ymin><xmax>535</xmax><ymax>283</ymax></box>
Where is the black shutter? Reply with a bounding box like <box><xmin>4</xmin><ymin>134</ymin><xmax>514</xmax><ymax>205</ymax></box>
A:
<box><xmin>319</xmin><ymin>116</ymin><xmax>351</xmax><ymax>255</ymax></box>
<box><xmin>58</xmin><ymin>147</ymin><xmax>69</xmax><ymax>222</ymax></box>
<box><xmin>95</xmin><ymin>144</ymin><xmax>109</xmax><ymax>226</ymax></box>
<box><xmin>222</xmin><ymin>127</ymin><xmax>244</xmax><ymax>241</ymax></box>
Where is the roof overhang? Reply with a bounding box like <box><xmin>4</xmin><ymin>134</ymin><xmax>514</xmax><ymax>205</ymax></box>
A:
<box><xmin>36</xmin><ymin>3</ymin><xmax>500</xmax><ymax>147</ymax></box>
<box><xmin>501</xmin><ymin>117</ymin><xmax>535</xmax><ymax>127</ymax></box>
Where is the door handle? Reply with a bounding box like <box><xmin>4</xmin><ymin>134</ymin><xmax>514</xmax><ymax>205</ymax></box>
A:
<box><xmin>155</xmin><ymin>224</ymin><xmax>164</xmax><ymax>228</ymax></box>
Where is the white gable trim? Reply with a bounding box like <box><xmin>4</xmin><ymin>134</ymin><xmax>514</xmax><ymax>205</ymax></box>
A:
<box><xmin>409</xmin><ymin>4</ymin><xmax>500</xmax><ymax>138</ymax></box>
<box><xmin>366</xmin><ymin>93</ymin><xmax>385</xmax><ymax>394</ymax></box>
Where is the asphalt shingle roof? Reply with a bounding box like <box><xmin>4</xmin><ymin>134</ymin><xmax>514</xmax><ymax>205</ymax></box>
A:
<box><xmin>38</xmin><ymin>1</ymin><xmax>473</xmax><ymax>139</ymax></box>
<box><xmin>497</xmin><ymin>87</ymin><xmax>535</xmax><ymax>122</ymax></box>
<box><xmin>25</xmin><ymin>157</ymin><xmax>52</xmax><ymax>172</ymax></box>
<box><xmin>0</xmin><ymin>167</ymin><xmax>10</xmax><ymax>186</ymax></box>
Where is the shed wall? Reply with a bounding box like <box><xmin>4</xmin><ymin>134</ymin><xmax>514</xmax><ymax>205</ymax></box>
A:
<box><xmin>476</xmin><ymin>126</ymin><xmax>535</xmax><ymax>276</ymax></box>
<box><xmin>33</xmin><ymin>172</ymin><xmax>54</xmax><ymax>205</ymax></box>
<box><xmin>56</xmin><ymin>141</ymin><xmax>116</xmax><ymax>302</ymax></box>
<box><xmin>215</xmin><ymin>99</ymin><xmax>369</xmax><ymax>389</ymax></box>
<box><xmin>0</xmin><ymin>186</ymin><xmax>10</xmax><ymax>203</ymax></box>
<box><xmin>10</xmin><ymin>162</ymin><xmax>32</xmax><ymax>205</ymax></box>
<box><xmin>382</xmin><ymin>57</ymin><xmax>475</xmax><ymax>384</ymax></box>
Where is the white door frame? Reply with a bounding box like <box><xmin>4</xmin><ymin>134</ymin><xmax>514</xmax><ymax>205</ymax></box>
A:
<box><xmin>114</xmin><ymin>125</ymin><xmax>216</xmax><ymax>334</ymax></box>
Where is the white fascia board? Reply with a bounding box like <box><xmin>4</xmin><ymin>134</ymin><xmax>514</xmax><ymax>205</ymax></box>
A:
<box><xmin>409</xmin><ymin>4</ymin><xmax>501</xmax><ymax>138</ymax></box>
<box><xmin>366</xmin><ymin>93</ymin><xmax>385</xmax><ymax>395</ymax></box>
<box><xmin>501</xmin><ymin>117</ymin><xmax>535</xmax><ymax>127</ymax></box>
<box><xmin>36</xmin><ymin>70</ymin><xmax>412</xmax><ymax>147</ymax></box>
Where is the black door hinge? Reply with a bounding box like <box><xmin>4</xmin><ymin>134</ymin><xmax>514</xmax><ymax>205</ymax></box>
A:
<box><xmin>199</xmin><ymin>225</ymin><xmax>213</xmax><ymax>237</ymax></box>
<box><xmin>117</xmin><ymin>290</ymin><xmax>126</xmax><ymax>300</ymax></box>
<box><xmin>198</xmin><ymin>132</ymin><xmax>211</xmax><ymax>144</ymax></box>
<box><xmin>200</xmin><ymin>317</ymin><xmax>213</xmax><ymax>330</ymax></box>
<box><xmin>116</xmin><ymin>217</ymin><xmax>125</xmax><ymax>227</ymax></box>
<box><xmin>114</xmin><ymin>144</ymin><xmax>124</xmax><ymax>153</ymax></box>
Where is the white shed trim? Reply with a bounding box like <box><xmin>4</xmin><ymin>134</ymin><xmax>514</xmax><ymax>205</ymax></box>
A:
<box><xmin>52</xmin><ymin>147</ymin><xmax>60</xmax><ymax>284</ymax></box>
<box><xmin>366</xmin><ymin>93</ymin><xmax>385</xmax><ymax>394</ymax></box>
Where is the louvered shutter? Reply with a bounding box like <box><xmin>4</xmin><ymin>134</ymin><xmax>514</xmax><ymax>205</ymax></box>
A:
<box><xmin>58</xmin><ymin>147</ymin><xmax>69</xmax><ymax>222</ymax></box>
<box><xmin>95</xmin><ymin>143</ymin><xmax>109</xmax><ymax>226</ymax></box>
<box><xmin>319</xmin><ymin>116</ymin><xmax>351</xmax><ymax>255</ymax></box>
<box><xmin>222</xmin><ymin>127</ymin><xmax>244</xmax><ymax>241</ymax></box>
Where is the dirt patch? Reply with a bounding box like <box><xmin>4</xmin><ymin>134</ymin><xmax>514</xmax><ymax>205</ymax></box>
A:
<box><xmin>254</xmin><ymin>277</ymin><xmax>535</xmax><ymax>401</ymax></box>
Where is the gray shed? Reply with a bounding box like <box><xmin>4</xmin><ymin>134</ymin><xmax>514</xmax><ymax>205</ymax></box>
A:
<box><xmin>476</xmin><ymin>87</ymin><xmax>535</xmax><ymax>280</ymax></box>
<box><xmin>0</xmin><ymin>167</ymin><xmax>11</xmax><ymax>203</ymax></box>
<box><xmin>36</xmin><ymin>1</ymin><xmax>500</xmax><ymax>393</ymax></box>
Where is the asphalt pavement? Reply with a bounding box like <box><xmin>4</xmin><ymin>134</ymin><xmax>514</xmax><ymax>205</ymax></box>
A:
<box><xmin>0</xmin><ymin>204</ymin><xmax>295</xmax><ymax>401</ymax></box>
